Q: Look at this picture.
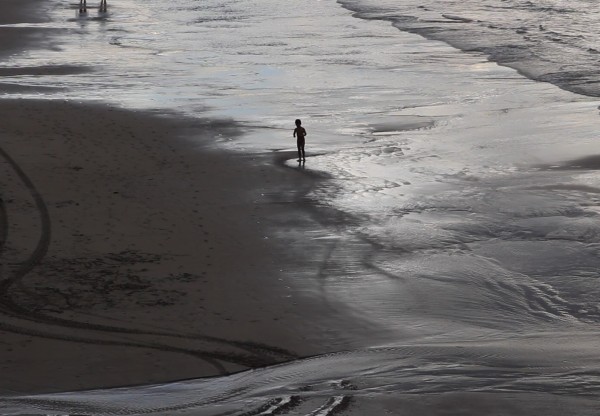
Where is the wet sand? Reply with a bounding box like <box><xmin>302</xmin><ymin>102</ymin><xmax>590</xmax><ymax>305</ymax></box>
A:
<box><xmin>0</xmin><ymin>0</ymin><xmax>60</xmax><ymax>59</ymax></box>
<box><xmin>0</xmin><ymin>0</ymin><xmax>47</xmax><ymax>24</ymax></box>
<box><xmin>0</xmin><ymin>3</ymin><xmax>384</xmax><ymax>395</ymax></box>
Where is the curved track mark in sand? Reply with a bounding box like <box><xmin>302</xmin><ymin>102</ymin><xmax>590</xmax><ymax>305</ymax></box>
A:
<box><xmin>0</xmin><ymin>320</ymin><xmax>227</xmax><ymax>373</ymax></box>
<box><xmin>0</xmin><ymin>145</ymin><xmax>51</xmax><ymax>293</ymax></box>
<box><xmin>0</xmin><ymin>197</ymin><xmax>7</xmax><ymax>259</ymax></box>
<box><xmin>0</xmin><ymin>145</ymin><xmax>295</xmax><ymax>374</ymax></box>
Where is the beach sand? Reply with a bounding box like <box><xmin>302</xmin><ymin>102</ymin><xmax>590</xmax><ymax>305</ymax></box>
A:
<box><xmin>0</xmin><ymin>3</ymin><xmax>385</xmax><ymax>395</ymax></box>
<box><xmin>0</xmin><ymin>99</ymin><xmax>383</xmax><ymax>394</ymax></box>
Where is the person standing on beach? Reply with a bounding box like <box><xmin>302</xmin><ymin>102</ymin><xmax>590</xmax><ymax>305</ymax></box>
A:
<box><xmin>293</xmin><ymin>119</ymin><xmax>307</xmax><ymax>162</ymax></box>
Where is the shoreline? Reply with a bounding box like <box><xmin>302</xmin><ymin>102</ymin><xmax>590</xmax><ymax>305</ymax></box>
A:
<box><xmin>337</xmin><ymin>0</ymin><xmax>600</xmax><ymax>99</ymax></box>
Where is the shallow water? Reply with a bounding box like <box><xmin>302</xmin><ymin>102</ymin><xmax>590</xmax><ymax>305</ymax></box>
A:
<box><xmin>340</xmin><ymin>0</ymin><xmax>600</xmax><ymax>97</ymax></box>
<box><xmin>3</xmin><ymin>0</ymin><xmax>600</xmax><ymax>414</ymax></box>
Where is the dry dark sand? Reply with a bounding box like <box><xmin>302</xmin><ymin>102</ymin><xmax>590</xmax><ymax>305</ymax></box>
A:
<box><xmin>0</xmin><ymin>99</ymin><xmax>385</xmax><ymax>394</ymax></box>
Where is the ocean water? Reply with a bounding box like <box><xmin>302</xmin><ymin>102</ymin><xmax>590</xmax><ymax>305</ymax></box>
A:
<box><xmin>3</xmin><ymin>0</ymin><xmax>600</xmax><ymax>414</ymax></box>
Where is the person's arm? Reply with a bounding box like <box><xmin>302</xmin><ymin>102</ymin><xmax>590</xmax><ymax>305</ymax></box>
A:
<box><xmin>293</xmin><ymin>128</ymin><xmax>297</xmax><ymax>138</ymax></box>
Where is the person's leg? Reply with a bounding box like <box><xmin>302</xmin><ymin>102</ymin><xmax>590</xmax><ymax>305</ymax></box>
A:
<box><xmin>297</xmin><ymin>144</ymin><xmax>302</xmax><ymax>161</ymax></box>
<box><xmin>301</xmin><ymin>144</ymin><xmax>306</xmax><ymax>160</ymax></box>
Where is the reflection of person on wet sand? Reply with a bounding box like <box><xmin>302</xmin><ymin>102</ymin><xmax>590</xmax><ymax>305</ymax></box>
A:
<box><xmin>293</xmin><ymin>118</ymin><xmax>306</xmax><ymax>162</ymax></box>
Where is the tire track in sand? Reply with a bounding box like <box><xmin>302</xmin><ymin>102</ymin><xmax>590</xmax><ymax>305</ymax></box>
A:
<box><xmin>0</xmin><ymin>144</ymin><xmax>296</xmax><ymax>374</ymax></box>
<box><xmin>0</xmin><ymin>196</ymin><xmax>7</xmax><ymax>262</ymax></box>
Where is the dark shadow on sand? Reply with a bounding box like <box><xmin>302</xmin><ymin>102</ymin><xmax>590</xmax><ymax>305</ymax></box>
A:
<box><xmin>272</xmin><ymin>151</ymin><xmax>332</xmax><ymax>179</ymax></box>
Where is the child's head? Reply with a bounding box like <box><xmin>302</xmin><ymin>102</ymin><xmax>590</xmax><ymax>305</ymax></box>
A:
<box><xmin>295</xmin><ymin>119</ymin><xmax>302</xmax><ymax>126</ymax></box>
